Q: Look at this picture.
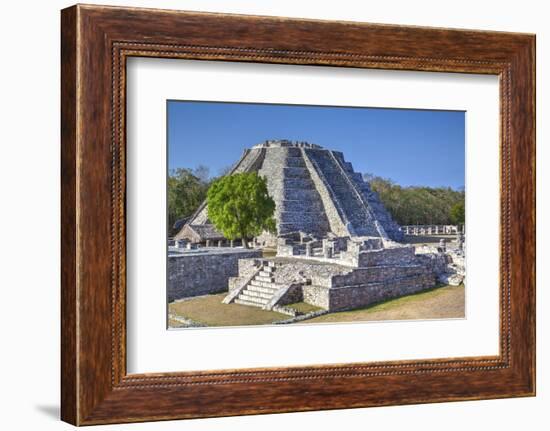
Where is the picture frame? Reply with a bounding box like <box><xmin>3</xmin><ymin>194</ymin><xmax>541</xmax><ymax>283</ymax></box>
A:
<box><xmin>60</xmin><ymin>4</ymin><xmax>535</xmax><ymax>425</ymax></box>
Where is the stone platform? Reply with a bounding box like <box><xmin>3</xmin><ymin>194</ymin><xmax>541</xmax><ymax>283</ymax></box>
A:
<box><xmin>224</xmin><ymin>243</ymin><xmax>437</xmax><ymax>312</ymax></box>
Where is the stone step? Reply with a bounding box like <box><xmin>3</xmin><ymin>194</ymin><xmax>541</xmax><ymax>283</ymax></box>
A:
<box><xmin>258</xmin><ymin>270</ymin><xmax>274</xmax><ymax>277</ymax></box>
<box><xmin>254</xmin><ymin>275</ymin><xmax>274</xmax><ymax>283</ymax></box>
<box><xmin>286</xmin><ymin>148</ymin><xmax>302</xmax><ymax>157</ymax></box>
<box><xmin>283</xmin><ymin>178</ymin><xmax>314</xmax><ymax>189</ymax></box>
<box><xmin>283</xmin><ymin>167</ymin><xmax>310</xmax><ymax>179</ymax></box>
<box><xmin>264</xmin><ymin>260</ymin><xmax>276</xmax><ymax>268</ymax></box>
<box><xmin>285</xmin><ymin>157</ymin><xmax>306</xmax><ymax>168</ymax></box>
<box><xmin>246</xmin><ymin>284</ymin><xmax>280</xmax><ymax>295</ymax></box>
<box><xmin>278</xmin><ymin>223</ymin><xmax>330</xmax><ymax>235</ymax></box>
<box><xmin>281</xmin><ymin>188</ymin><xmax>321</xmax><ymax>200</ymax></box>
<box><xmin>249</xmin><ymin>279</ymin><xmax>283</xmax><ymax>289</ymax></box>
<box><xmin>242</xmin><ymin>289</ymin><xmax>273</xmax><ymax>300</ymax></box>
<box><xmin>234</xmin><ymin>298</ymin><xmax>264</xmax><ymax>308</ymax></box>
<box><xmin>279</xmin><ymin>211</ymin><xmax>327</xmax><ymax>224</ymax></box>
<box><xmin>278</xmin><ymin>199</ymin><xmax>324</xmax><ymax>212</ymax></box>
<box><xmin>237</xmin><ymin>293</ymin><xmax>270</xmax><ymax>305</ymax></box>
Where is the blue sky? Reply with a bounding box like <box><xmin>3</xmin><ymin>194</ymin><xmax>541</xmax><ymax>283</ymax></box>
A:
<box><xmin>168</xmin><ymin>101</ymin><xmax>465</xmax><ymax>189</ymax></box>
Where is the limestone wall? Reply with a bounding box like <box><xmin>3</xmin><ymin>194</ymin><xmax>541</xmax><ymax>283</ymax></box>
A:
<box><xmin>303</xmin><ymin>284</ymin><xmax>331</xmax><ymax>309</ymax></box>
<box><xmin>340</xmin><ymin>245</ymin><xmax>417</xmax><ymax>267</ymax></box>
<box><xmin>330</xmin><ymin>264</ymin><xmax>432</xmax><ymax>287</ymax></box>
<box><xmin>327</xmin><ymin>273</ymin><xmax>435</xmax><ymax>311</ymax></box>
<box><xmin>168</xmin><ymin>248</ymin><xmax>262</xmax><ymax>301</ymax></box>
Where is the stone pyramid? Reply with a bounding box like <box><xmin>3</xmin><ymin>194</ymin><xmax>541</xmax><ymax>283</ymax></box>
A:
<box><xmin>174</xmin><ymin>140</ymin><xmax>403</xmax><ymax>243</ymax></box>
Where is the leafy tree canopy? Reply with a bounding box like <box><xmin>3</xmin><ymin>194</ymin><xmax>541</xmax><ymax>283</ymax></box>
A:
<box><xmin>364</xmin><ymin>173</ymin><xmax>465</xmax><ymax>226</ymax></box>
<box><xmin>207</xmin><ymin>172</ymin><xmax>276</xmax><ymax>247</ymax></box>
<box><xmin>449</xmin><ymin>201</ymin><xmax>465</xmax><ymax>225</ymax></box>
<box><xmin>167</xmin><ymin>166</ymin><xmax>210</xmax><ymax>235</ymax></box>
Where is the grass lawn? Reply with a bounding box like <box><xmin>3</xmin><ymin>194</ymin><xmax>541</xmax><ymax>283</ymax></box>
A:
<box><xmin>262</xmin><ymin>247</ymin><xmax>277</xmax><ymax>257</ymax></box>
<box><xmin>169</xmin><ymin>293</ymin><xmax>288</xmax><ymax>327</ymax></box>
<box><xmin>286</xmin><ymin>302</ymin><xmax>324</xmax><ymax>314</ymax></box>
<box><xmin>168</xmin><ymin>318</ymin><xmax>187</xmax><ymax>328</ymax></box>
<box><xmin>169</xmin><ymin>284</ymin><xmax>465</xmax><ymax>328</ymax></box>
<box><xmin>306</xmin><ymin>284</ymin><xmax>465</xmax><ymax>324</ymax></box>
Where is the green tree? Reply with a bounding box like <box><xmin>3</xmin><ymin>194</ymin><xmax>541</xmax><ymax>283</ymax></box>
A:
<box><xmin>207</xmin><ymin>172</ymin><xmax>276</xmax><ymax>247</ymax></box>
<box><xmin>364</xmin><ymin>173</ymin><xmax>465</xmax><ymax>226</ymax></box>
<box><xmin>167</xmin><ymin>166</ymin><xmax>210</xmax><ymax>234</ymax></box>
<box><xmin>449</xmin><ymin>201</ymin><xmax>465</xmax><ymax>225</ymax></box>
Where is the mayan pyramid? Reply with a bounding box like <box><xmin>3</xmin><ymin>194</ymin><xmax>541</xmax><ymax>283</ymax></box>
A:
<box><xmin>174</xmin><ymin>140</ymin><xmax>403</xmax><ymax>243</ymax></box>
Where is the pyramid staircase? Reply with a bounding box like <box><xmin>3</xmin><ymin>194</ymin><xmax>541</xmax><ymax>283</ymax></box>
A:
<box><xmin>234</xmin><ymin>261</ymin><xmax>283</xmax><ymax>308</ymax></box>
<box><xmin>276</xmin><ymin>147</ymin><xmax>331</xmax><ymax>237</ymax></box>
<box><xmin>304</xmin><ymin>148</ymin><xmax>380</xmax><ymax>237</ymax></box>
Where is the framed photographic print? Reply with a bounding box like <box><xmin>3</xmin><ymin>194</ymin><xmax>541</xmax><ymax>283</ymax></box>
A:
<box><xmin>61</xmin><ymin>4</ymin><xmax>535</xmax><ymax>425</ymax></box>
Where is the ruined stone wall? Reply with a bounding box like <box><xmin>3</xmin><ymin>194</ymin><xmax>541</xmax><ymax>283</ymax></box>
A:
<box><xmin>303</xmin><ymin>284</ymin><xmax>331</xmax><ymax>309</ymax></box>
<box><xmin>271</xmin><ymin>260</ymin><xmax>347</xmax><ymax>287</ymax></box>
<box><xmin>327</xmin><ymin>273</ymin><xmax>435</xmax><ymax>311</ymax></box>
<box><xmin>340</xmin><ymin>245</ymin><xmax>417</xmax><ymax>267</ymax></box>
<box><xmin>227</xmin><ymin>258</ymin><xmax>263</xmax><ymax>291</ymax></box>
<box><xmin>168</xmin><ymin>249</ymin><xmax>262</xmax><ymax>301</ymax></box>
<box><xmin>276</xmin><ymin>284</ymin><xmax>304</xmax><ymax>306</ymax></box>
<box><xmin>330</xmin><ymin>264</ymin><xmax>432</xmax><ymax>287</ymax></box>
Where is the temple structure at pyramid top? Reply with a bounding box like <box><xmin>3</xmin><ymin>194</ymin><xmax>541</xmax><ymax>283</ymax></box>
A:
<box><xmin>174</xmin><ymin>139</ymin><xmax>404</xmax><ymax>245</ymax></box>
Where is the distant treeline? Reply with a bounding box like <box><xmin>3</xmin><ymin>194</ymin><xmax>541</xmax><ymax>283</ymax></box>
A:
<box><xmin>168</xmin><ymin>166</ymin><xmax>211</xmax><ymax>234</ymax></box>
<box><xmin>364</xmin><ymin>173</ymin><xmax>465</xmax><ymax>226</ymax></box>
<box><xmin>168</xmin><ymin>167</ymin><xmax>465</xmax><ymax>236</ymax></box>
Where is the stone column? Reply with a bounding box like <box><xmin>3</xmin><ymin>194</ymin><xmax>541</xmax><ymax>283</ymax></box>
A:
<box><xmin>205</xmin><ymin>240</ymin><xmax>210</xmax><ymax>248</ymax></box>
<box><xmin>230</xmin><ymin>239</ymin><xmax>234</xmax><ymax>248</ymax></box>
<box><xmin>305</xmin><ymin>242</ymin><xmax>312</xmax><ymax>257</ymax></box>
<box><xmin>218</xmin><ymin>240</ymin><xmax>223</xmax><ymax>247</ymax></box>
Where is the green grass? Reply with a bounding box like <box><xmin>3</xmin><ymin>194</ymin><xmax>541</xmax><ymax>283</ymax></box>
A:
<box><xmin>169</xmin><ymin>293</ymin><xmax>288</xmax><ymax>327</ymax></box>
<box><xmin>168</xmin><ymin>285</ymin><xmax>465</xmax><ymax>328</ymax></box>
<box><xmin>262</xmin><ymin>248</ymin><xmax>277</xmax><ymax>257</ymax></box>
<box><xmin>285</xmin><ymin>302</ymin><xmax>323</xmax><ymax>314</ymax></box>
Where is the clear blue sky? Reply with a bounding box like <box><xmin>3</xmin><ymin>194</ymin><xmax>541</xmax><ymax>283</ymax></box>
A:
<box><xmin>168</xmin><ymin>100</ymin><xmax>464</xmax><ymax>189</ymax></box>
